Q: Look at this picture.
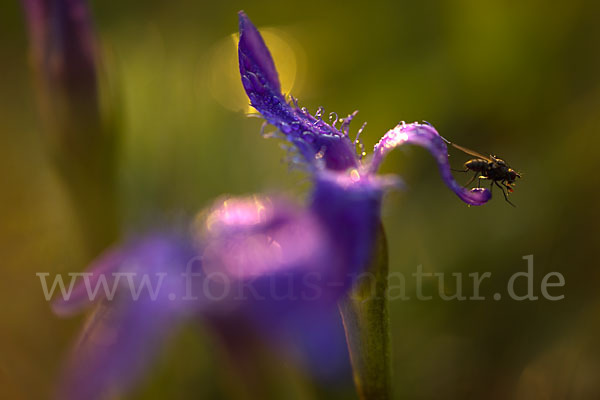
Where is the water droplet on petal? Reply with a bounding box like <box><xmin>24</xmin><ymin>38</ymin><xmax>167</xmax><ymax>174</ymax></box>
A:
<box><xmin>315</xmin><ymin>148</ymin><xmax>326</xmax><ymax>160</ymax></box>
<box><xmin>315</xmin><ymin>106</ymin><xmax>324</xmax><ymax>119</ymax></box>
<box><xmin>302</xmin><ymin>131</ymin><xmax>315</xmax><ymax>143</ymax></box>
<box><xmin>329</xmin><ymin>112</ymin><xmax>339</xmax><ymax>128</ymax></box>
<box><xmin>280</xmin><ymin>122</ymin><xmax>292</xmax><ymax>133</ymax></box>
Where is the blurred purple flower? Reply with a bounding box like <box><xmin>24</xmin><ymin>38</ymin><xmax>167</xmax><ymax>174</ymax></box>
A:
<box><xmin>51</xmin><ymin>11</ymin><xmax>492</xmax><ymax>400</ymax></box>
<box><xmin>54</xmin><ymin>196</ymin><xmax>356</xmax><ymax>399</ymax></box>
<box><xmin>53</xmin><ymin>234</ymin><xmax>196</xmax><ymax>400</ymax></box>
<box><xmin>22</xmin><ymin>0</ymin><xmax>98</xmax><ymax>103</ymax></box>
<box><xmin>22</xmin><ymin>0</ymin><xmax>119</xmax><ymax>252</ymax></box>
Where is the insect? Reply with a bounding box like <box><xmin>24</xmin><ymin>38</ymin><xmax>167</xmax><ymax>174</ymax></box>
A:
<box><xmin>442</xmin><ymin>137</ymin><xmax>521</xmax><ymax>206</ymax></box>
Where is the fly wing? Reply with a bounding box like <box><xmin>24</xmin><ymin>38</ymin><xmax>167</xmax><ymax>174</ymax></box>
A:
<box><xmin>450</xmin><ymin>143</ymin><xmax>493</xmax><ymax>162</ymax></box>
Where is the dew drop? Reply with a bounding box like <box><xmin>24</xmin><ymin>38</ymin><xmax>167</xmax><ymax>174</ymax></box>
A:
<box><xmin>302</xmin><ymin>131</ymin><xmax>315</xmax><ymax>143</ymax></box>
<box><xmin>280</xmin><ymin>122</ymin><xmax>292</xmax><ymax>133</ymax></box>
<box><xmin>315</xmin><ymin>148</ymin><xmax>326</xmax><ymax>160</ymax></box>
<box><xmin>329</xmin><ymin>112</ymin><xmax>339</xmax><ymax>128</ymax></box>
<box><xmin>354</xmin><ymin>121</ymin><xmax>367</xmax><ymax>159</ymax></box>
<box><xmin>315</xmin><ymin>106</ymin><xmax>325</xmax><ymax>119</ymax></box>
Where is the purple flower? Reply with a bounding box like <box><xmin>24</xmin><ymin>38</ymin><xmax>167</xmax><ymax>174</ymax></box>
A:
<box><xmin>52</xmin><ymin>11</ymin><xmax>492</xmax><ymax>400</ymax></box>
<box><xmin>238</xmin><ymin>10</ymin><xmax>490</xmax><ymax>205</ymax></box>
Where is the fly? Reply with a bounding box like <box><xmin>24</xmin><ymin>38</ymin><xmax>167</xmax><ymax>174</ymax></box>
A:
<box><xmin>442</xmin><ymin>137</ymin><xmax>521</xmax><ymax>207</ymax></box>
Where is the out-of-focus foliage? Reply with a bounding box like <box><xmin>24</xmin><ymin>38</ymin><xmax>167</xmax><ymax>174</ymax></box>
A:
<box><xmin>1</xmin><ymin>0</ymin><xmax>600</xmax><ymax>399</ymax></box>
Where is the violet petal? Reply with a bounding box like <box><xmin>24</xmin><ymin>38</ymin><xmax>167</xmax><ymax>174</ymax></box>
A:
<box><xmin>196</xmin><ymin>195</ymin><xmax>347</xmax><ymax>320</ymax></box>
<box><xmin>371</xmin><ymin>122</ymin><xmax>492</xmax><ymax>206</ymax></box>
<box><xmin>310</xmin><ymin>171</ymin><xmax>384</xmax><ymax>278</ymax></box>
<box><xmin>238</xmin><ymin>11</ymin><xmax>358</xmax><ymax>171</ymax></box>
<box><xmin>55</xmin><ymin>235</ymin><xmax>196</xmax><ymax>400</ymax></box>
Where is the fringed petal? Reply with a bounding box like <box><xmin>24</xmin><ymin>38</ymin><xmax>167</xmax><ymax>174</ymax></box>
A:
<box><xmin>238</xmin><ymin>11</ymin><xmax>358</xmax><ymax>171</ymax></box>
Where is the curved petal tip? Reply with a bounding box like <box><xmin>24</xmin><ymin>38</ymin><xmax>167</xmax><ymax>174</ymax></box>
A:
<box><xmin>372</xmin><ymin>122</ymin><xmax>492</xmax><ymax>206</ymax></box>
<box><xmin>460</xmin><ymin>187</ymin><xmax>492</xmax><ymax>206</ymax></box>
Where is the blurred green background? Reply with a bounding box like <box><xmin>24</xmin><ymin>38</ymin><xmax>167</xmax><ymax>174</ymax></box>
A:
<box><xmin>2</xmin><ymin>0</ymin><xmax>600</xmax><ymax>399</ymax></box>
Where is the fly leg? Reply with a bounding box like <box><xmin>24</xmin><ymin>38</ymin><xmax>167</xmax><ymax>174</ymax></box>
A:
<box><xmin>501</xmin><ymin>182</ymin><xmax>514</xmax><ymax>194</ymax></box>
<box><xmin>464</xmin><ymin>172</ymin><xmax>479</xmax><ymax>187</ymax></box>
<box><xmin>495</xmin><ymin>181</ymin><xmax>516</xmax><ymax>207</ymax></box>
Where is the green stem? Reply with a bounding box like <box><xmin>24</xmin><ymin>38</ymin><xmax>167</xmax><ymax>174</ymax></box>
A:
<box><xmin>339</xmin><ymin>223</ymin><xmax>391</xmax><ymax>400</ymax></box>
